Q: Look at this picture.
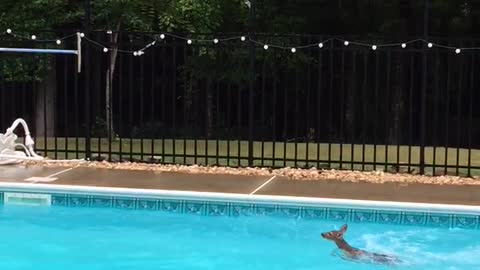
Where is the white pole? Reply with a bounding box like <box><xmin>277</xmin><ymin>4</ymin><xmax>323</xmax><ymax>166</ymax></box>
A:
<box><xmin>77</xmin><ymin>32</ymin><xmax>82</xmax><ymax>73</ymax></box>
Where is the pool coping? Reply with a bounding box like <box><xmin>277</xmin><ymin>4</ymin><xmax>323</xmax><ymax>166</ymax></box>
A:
<box><xmin>1</xmin><ymin>182</ymin><xmax>480</xmax><ymax>216</ymax></box>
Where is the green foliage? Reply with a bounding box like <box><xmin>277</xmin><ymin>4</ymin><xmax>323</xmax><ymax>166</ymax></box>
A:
<box><xmin>131</xmin><ymin>121</ymin><xmax>166</xmax><ymax>138</ymax></box>
<box><xmin>169</xmin><ymin>0</ymin><xmax>222</xmax><ymax>32</ymax></box>
<box><xmin>0</xmin><ymin>0</ymin><xmax>244</xmax><ymax>82</ymax></box>
<box><xmin>0</xmin><ymin>56</ymin><xmax>51</xmax><ymax>81</ymax></box>
<box><xmin>253</xmin><ymin>0</ymin><xmax>480</xmax><ymax>37</ymax></box>
<box><xmin>90</xmin><ymin>0</ymin><xmax>232</xmax><ymax>33</ymax></box>
<box><xmin>0</xmin><ymin>0</ymin><xmax>82</xmax><ymax>31</ymax></box>
<box><xmin>1</xmin><ymin>0</ymin><xmax>480</xmax><ymax>83</ymax></box>
<box><xmin>90</xmin><ymin>116</ymin><xmax>119</xmax><ymax>139</ymax></box>
<box><xmin>0</xmin><ymin>0</ymin><xmax>82</xmax><ymax>81</ymax></box>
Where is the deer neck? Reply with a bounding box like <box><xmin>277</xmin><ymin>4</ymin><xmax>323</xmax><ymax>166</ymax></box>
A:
<box><xmin>334</xmin><ymin>238</ymin><xmax>357</xmax><ymax>253</ymax></box>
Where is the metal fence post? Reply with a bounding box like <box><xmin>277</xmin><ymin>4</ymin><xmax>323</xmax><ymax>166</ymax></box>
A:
<box><xmin>419</xmin><ymin>0</ymin><xmax>430</xmax><ymax>174</ymax></box>
<box><xmin>84</xmin><ymin>0</ymin><xmax>92</xmax><ymax>160</ymax></box>
<box><xmin>248</xmin><ymin>0</ymin><xmax>256</xmax><ymax>167</ymax></box>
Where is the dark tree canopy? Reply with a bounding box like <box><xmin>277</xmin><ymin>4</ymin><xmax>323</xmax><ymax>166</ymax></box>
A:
<box><xmin>0</xmin><ymin>0</ymin><xmax>479</xmax><ymax>37</ymax></box>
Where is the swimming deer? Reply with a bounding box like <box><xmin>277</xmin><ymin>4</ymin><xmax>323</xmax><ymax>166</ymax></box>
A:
<box><xmin>321</xmin><ymin>224</ymin><xmax>401</xmax><ymax>265</ymax></box>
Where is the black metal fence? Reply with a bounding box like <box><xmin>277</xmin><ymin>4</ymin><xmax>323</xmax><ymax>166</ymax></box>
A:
<box><xmin>1</xmin><ymin>31</ymin><xmax>479</xmax><ymax>176</ymax></box>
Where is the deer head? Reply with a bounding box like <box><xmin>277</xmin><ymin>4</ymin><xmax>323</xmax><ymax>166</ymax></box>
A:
<box><xmin>321</xmin><ymin>224</ymin><xmax>348</xmax><ymax>242</ymax></box>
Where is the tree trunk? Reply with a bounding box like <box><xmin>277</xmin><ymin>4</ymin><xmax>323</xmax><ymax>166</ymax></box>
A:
<box><xmin>36</xmin><ymin>59</ymin><xmax>56</xmax><ymax>137</ymax></box>
<box><xmin>344</xmin><ymin>3</ymin><xmax>361</xmax><ymax>142</ymax></box>
<box><xmin>206</xmin><ymin>81</ymin><xmax>213</xmax><ymax>138</ymax></box>
<box><xmin>386</xmin><ymin>0</ymin><xmax>411</xmax><ymax>144</ymax></box>
<box><xmin>105</xmin><ymin>68</ymin><xmax>113</xmax><ymax>138</ymax></box>
<box><xmin>388</xmin><ymin>55</ymin><xmax>404</xmax><ymax>144</ymax></box>
<box><xmin>183</xmin><ymin>71</ymin><xmax>194</xmax><ymax>128</ymax></box>
<box><xmin>344</xmin><ymin>54</ymin><xmax>356</xmax><ymax>142</ymax></box>
<box><xmin>105</xmin><ymin>22</ymin><xmax>121</xmax><ymax>141</ymax></box>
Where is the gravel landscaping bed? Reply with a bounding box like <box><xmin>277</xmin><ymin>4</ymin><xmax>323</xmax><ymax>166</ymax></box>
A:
<box><xmin>21</xmin><ymin>160</ymin><xmax>480</xmax><ymax>186</ymax></box>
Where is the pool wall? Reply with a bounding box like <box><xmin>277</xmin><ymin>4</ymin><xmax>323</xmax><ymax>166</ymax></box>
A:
<box><xmin>0</xmin><ymin>182</ymin><xmax>478</xmax><ymax>229</ymax></box>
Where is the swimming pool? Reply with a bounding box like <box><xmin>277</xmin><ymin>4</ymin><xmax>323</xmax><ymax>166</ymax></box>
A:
<box><xmin>0</xmin><ymin>183</ymin><xmax>479</xmax><ymax>270</ymax></box>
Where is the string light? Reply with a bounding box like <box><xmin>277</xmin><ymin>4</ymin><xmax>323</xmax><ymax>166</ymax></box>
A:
<box><xmin>84</xmin><ymin>34</ymin><xmax>480</xmax><ymax>56</ymax></box>
<box><xmin>8</xmin><ymin>29</ymin><xmax>480</xmax><ymax>57</ymax></box>
<box><xmin>144</xmin><ymin>40</ymin><xmax>156</xmax><ymax>49</ymax></box>
<box><xmin>3</xmin><ymin>29</ymin><xmax>77</xmax><ymax>43</ymax></box>
<box><xmin>81</xmin><ymin>36</ymin><xmax>157</xmax><ymax>55</ymax></box>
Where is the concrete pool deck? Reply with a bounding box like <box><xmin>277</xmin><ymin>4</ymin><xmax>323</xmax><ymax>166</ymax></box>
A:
<box><xmin>0</xmin><ymin>164</ymin><xmax>479</xmax><ymax>206</ymax></box>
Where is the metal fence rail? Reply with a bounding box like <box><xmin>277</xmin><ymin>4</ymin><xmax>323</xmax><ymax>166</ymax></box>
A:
<box><xmin>1</xmin><ymin>31</ymin><xmax>479</xmax><ymax>176</ymax></box>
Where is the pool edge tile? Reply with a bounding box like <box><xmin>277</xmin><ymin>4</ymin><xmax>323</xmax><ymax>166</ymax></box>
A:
<box><xmin>0</xmin><ymin>189</ymin><xmax>479</xmax><ymax>230</ymax></box>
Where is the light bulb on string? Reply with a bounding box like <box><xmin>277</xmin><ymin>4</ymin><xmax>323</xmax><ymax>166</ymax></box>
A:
<box><xmin>241</xmin><ymin>36</ymin><xmax>246</xmax><ymax>41</ymax></box>
<box><xmin>427</xmin><ymin>43</ymin><xmax>433</xmax><ymax>48</ymax></box>
<box><xmin>133</xmin><ymin>51</ymin><xmax>138</xmax><ymax>56</ymax></box>
<box><xmin>148</xmin><ymin>41</ymin><xmax>156</xmax><ymax>47</ymax></box>
<box><xmin>263</xmin><ymin>44</ymin><xmax>269</xmax><ymax>50</ymax></box>
<box><xmin>318</xmin><ymin>43</ymin><xmax>324</xmax><ymax>48</ymax></box>
<box><xmin>187</xmin><ymin>39</ymin><xmax>192</xmax><ymax>45</ymax></box>
<box><xmin>160</xmin><ymin>34</ymin><xmax>165</xmax><ymax>39</ymax></box>
<box><xmin>6</xmin><ymin>29</ymin><xmax>12</xmax><ymax>34</ymax></box>
<box><xmin>401</xmin><ymin>43</ymin><xmax>407</xmax><ymax>48</ymax></box>
<box><xmin>103</xmin><ymin>48</ymin><xmax>109</xmax><ymax>53</ymax></box>
<box><xmin>31</xmin><ymin>35</ymin><xmax>36</xmax><ymax>40</ymax></box>
<box><xmin>455</xmin><ymin>48</ymin><xmax>461</xmax><ymax>54</ymax></box>
<box><xmin>291</xmin><ymin>48</ymin><xmax>296</xmax><ymax>53</ymax></box>
<box><xmin>56</xmin><ymin>40</ymin><xmax>61</xmax><ymax>45</ymax></box>
<box><xmin>344</xmin><ymin>41</ymin><xmax>349</xmax><ymax>46</ymax></box>
<box><xmin>80</xmin><ymin>33</ymin><xmax>85</xmax><ymax>38</ymax></box>
<box><xmin>213</xmin><ymin>38</ymin><xmax>219</xmax><ymax>44</ymax></box>
<box><xmin>372</xmin><ymin>45</ymin><xmax>377</xmax><ymax>50</ymax></box>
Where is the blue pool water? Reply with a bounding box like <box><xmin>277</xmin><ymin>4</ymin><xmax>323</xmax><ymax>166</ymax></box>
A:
<box><xmin>0</xmin><ymin>204</ymin><xmax>479</xmax><ymax>270</ymax></box>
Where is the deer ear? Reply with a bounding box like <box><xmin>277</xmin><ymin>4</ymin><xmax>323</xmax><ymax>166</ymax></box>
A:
<box><xmin>340</xmin><ymin>224</ymin><xmax>348</xmax><ymax>233</ymax></box>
